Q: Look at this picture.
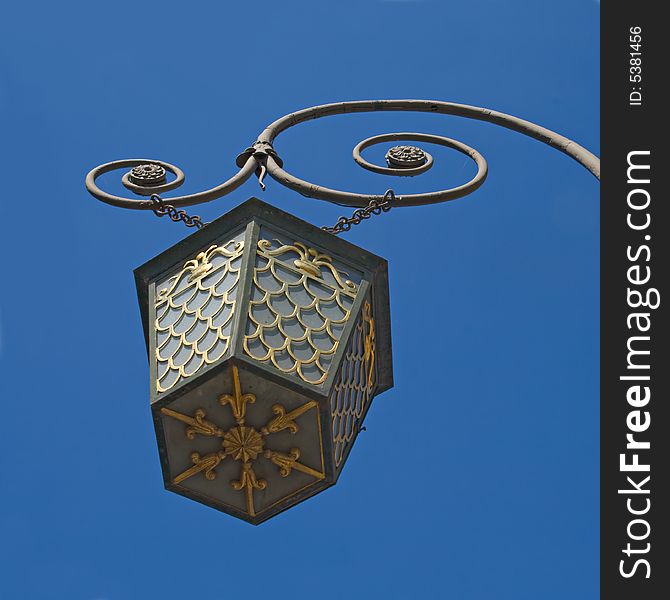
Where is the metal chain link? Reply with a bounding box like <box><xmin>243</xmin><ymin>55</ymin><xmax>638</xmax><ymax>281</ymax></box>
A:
<box><xmin>322</xmin><ymin>189</ymin><xmax>395</xmax><ymax>235</ymax></box>
<box><xmin>150</xmin><ymin>194</ymin><xmax>207</xmax><ymax>229</ymax></box>
<box><xmin>149</xmin><ymin>189</ymin><xmax>393</xmax><ymax>234</ymax></box>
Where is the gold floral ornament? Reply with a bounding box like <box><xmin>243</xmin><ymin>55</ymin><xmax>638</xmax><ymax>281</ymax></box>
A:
<box><xmin>155</xmin><ymin>239</ymin><xmax>244</xmax><ymax>393</ymax></box>
<box><xmin>265</xmin><ymin>240</ymin><xmax>356</xmax><ymax>292</ymax></box>
<box><xmin>160</xmin><ymin>365</ymin><xmax>325</xmax><ymax>517</ymax></box>
<box><xmin>218</xmin><ymin>365</ymin><xmax>255</xmax><ymax>424</ymax></box>
<box><xmin>264</xmin><ymin>448</ymin><xmax>324</xmax><ymax>479</ymax></box>
<box><xmin>244</xmin><ymin>239</ymin><xmax>359</xmax><ymax>385</ymax></box>
<box><xmin>362</xmin><ymin>301</ymin><xmax>375</xmax><ymax>388</ymax></box>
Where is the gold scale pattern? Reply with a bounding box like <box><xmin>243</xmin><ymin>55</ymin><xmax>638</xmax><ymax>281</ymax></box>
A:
<box><xmin>244</xmin><ymin>239</ymin><xmax>359</xmax><ymax>385</ymax></box>
<box><xmin>330</xmin><ymin>301</ymin><xmax>376</xmax><ymax>467</ymax></box>
<box><xmin>155</xmin><ymin>239</ymin><xmax>244</xmax><ymax>393</ymax></box>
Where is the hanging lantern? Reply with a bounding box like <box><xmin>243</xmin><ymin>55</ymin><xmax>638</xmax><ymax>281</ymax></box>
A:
<box><xmin>134</xmin><ymin>197</ymin><xmax>393</xmax><ymax>524</ymax></box>
<box><xmin>87</xmin><ymin>99</ymin><xmax>599</xmax><ymax>525</ymax></box>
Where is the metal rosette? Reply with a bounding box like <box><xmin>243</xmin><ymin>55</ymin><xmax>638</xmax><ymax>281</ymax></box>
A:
<box><xmin>353</xmin><ymin>135</ymin><xmax>435</xmax><ymax>177</ymax></box>
<box><xmin>122</xmin><ymin>161</ymin><xmax>183</xmax><ymax>195</ymax></box>
<box><xmin>386</xmin><ymin>145</ymin><xmax>429</xmax><ymax>169</ymax></box>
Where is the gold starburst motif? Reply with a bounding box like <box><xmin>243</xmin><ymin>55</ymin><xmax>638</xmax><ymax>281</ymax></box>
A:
<box><xmin>160</xmin><ymin>365</ymin><xmax>325</xmax><ymax>517</ymax></box>
<box><xmin>223</xmin><ymin>426</ymin><xmax>264</xmax><ymax>462</ymax></box>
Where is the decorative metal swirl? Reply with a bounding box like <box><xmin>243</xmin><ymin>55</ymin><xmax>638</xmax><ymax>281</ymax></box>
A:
<box><xmin>352</xmin><ymin>132</ymin><xmax>487</xmax><ymax>200</ymax></box>
<box><xmin>85</xmin><ymin>99</ymin><xmax>600</xmax><ymax>212</ymax></box>
<box><xmin>85</xmin><ymin>157</ymin><xmax>257</xmax><ymax>210</ymax></box>
<box><xmin>285</xmin><ymin>129</ymin><xmax>488</xmax><ymax>206</ymax></box>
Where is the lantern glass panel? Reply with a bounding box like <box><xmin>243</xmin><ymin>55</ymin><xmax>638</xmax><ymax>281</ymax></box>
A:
<box><xmin>153</xmin><ymin>229</ymin><xmax>245</xmax><ymax>394</ymax></box>
<box><xmin>241</xmin><ymin>226</ymin><xmax>363</xmax><ymax>387</ymax></box>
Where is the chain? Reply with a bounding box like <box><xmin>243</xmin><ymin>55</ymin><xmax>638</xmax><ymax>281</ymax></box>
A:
<box><xmin>149</xmin><ymin>188</ymin><xmax>393</xmax><ymax>233</ymax></box>
<box><xmin>149</xmin><ymin>194</ymin><xmax>207</xmax><ymax>229</ymax></box>
<box><xmin>322</xmin><ymin>189</ymin><xmax>395</xmax><ymax>235</ymax></box>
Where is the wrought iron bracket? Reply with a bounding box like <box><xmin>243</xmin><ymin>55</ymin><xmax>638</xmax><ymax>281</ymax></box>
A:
<box><xmin>85</xmin><ymin>99</ymin><xmax>600</xmax><ymax>212</ymax></box>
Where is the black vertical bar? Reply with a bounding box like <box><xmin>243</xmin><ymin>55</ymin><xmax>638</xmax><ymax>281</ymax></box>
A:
<box><xmin>602</xmin><ymin>4</ymin><xmax>668</xmax><ymax>597</ymax></box>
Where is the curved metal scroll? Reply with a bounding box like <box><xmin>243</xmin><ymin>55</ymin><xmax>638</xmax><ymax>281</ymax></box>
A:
<box><xmin>85</xmin><ymin>157</ymin><xmax>258</xmax><ymax>210</ymax></box>
<box><xmin>85</xmin><ymin>99</ymin><xmax>600</xmax><ymax>210</ymax></box>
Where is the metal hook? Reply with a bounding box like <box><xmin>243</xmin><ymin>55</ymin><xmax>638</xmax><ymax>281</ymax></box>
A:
<box><xmin>256</xmin><ymin>163</ymin><xmax>267</xmax><ymax>191</ymax></box>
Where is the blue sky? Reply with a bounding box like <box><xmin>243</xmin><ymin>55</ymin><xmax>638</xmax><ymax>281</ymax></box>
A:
<box><xmin>0</xmin><ymin>1</ymin><xmax>599</xmax><ymax>599</ymax></box>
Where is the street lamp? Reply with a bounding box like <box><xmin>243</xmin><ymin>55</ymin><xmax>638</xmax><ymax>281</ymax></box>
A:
<box><xmin>86</xmin><ymin>99</ymin><xmax>599</xmax><ymax>524</ymax></box>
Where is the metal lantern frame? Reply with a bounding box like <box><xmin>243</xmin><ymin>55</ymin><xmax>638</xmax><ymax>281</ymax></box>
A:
<box><xmin>134</xmin><ymin>198</ymin><xmax>392</xmax><ymax>523</ymax></box>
